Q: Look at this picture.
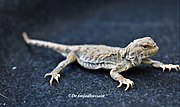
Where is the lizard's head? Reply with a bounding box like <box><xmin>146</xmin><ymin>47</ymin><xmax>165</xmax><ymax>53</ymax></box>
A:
<box><xmin>126</xmin><ymin>37</ymin><xmax>159</xmax><ymax>60</ymax></box>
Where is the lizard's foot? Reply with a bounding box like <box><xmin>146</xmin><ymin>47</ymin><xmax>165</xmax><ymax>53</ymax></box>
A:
<box><xmin>117</xmin><ymin>78</ymin><xmax>134</xmax><ymax>91</ymax></box>
<box><xmin>44</xmin><ymin>71</ymin><xmax>60</xmax><ymax>86</ymax></box>
<box><xmin>159</xmin><ymin>64</ymin><xmax>180</xmax><ymax>71</ymax></box>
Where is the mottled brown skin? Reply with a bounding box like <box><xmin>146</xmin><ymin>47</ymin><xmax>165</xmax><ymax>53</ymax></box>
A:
<box><xmin>22</xmin><ymin>32</ymin><xmax>180</xmax><ymax>91</ymax></box>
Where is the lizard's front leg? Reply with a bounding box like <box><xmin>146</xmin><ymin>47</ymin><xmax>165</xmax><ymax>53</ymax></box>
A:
<box><xmin>44</xmin><ymin>52</ymin><xmax>76</xmax><ymax>86</ymax></box>
<box><xmin>110</xmin><ymin>67</ymin><xmax>134</xmax><ymax>91</ymax></box>
<box><xmin>142</xmin><ymin>58</ymin><xmax>180</xmax><ymax>71</ymax></box>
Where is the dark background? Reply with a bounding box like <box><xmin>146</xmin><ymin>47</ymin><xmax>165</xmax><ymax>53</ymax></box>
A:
<box><xmin>0</xmin><ymin>0</ymin><xmax>179</xmax><ymax>106</ymax></box>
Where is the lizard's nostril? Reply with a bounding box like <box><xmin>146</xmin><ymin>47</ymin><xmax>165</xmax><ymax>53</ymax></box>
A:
<box><xmin>152</xmin><ymin>45</ymin><xmax>156</xmax><ymax>48</ymax></box>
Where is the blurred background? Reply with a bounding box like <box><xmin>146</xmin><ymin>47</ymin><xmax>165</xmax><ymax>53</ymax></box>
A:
<box><xmin>0</xmin><ymin>0</ymin><xmax>179</xmax><ymax>106</ymax></box>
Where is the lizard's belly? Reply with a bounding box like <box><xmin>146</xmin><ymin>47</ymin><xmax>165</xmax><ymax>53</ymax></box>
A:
<box><xmin>77</xmin><ymin>59</ymin><xmax>115</xmax><ymax>69</ymax></box>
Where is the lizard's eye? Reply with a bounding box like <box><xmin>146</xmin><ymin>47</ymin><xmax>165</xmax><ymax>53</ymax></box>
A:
<box><xmin>142</xmin><ymin>45</ymin><xmax>149</xmax><ymax>49</ymax></box>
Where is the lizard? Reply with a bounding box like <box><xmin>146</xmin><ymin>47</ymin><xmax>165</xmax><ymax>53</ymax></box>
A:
<box><xmin>22</xmin><ymin>32</ymin><xmax>180</xmax><ymax>91</ymax></box>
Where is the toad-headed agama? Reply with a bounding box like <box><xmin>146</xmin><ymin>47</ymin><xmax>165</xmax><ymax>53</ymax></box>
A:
<box><xmin>22</xmin><ymin>32</ymin><xmax>180</xmax><ymax>91</ymax></box>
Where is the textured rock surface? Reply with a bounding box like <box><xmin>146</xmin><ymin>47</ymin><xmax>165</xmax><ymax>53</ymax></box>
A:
<box><xmin>0</xmin><ymin>0</ymin><xmax>179</xmax><ymax>106</ymax></box>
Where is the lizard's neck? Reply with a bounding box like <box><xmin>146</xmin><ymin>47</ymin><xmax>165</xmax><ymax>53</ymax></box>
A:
<box><xmin>124</xmin><ymin>44</ymin><xmax>142</xmax><ymax>66</ymax></box>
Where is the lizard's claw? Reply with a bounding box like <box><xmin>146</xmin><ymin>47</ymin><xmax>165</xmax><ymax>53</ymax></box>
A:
<box><xmin>117</xmin><ymin>78</ymin><xmax>134</xmax><ymax>91</ymax></box>
<box><xmin>159</xmin><ymin>64</ymin><xmax>180</xmax><ymax>71</ymax></box>
<box><xmin>44</xmin><ymin>72</ymin><xmax>60</xmax><ymax>86</ymax></box>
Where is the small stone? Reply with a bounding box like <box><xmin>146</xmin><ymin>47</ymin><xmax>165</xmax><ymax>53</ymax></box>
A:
<box><xmin>12</xmin><ymin>66</ymin><xmax>17</xmax><ymax>70</ymax></box>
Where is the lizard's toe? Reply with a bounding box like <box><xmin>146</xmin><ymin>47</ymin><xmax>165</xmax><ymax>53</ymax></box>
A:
<box><xmin>44</xmin><ymin>73</ymin><xmax>51</xmax><ymax>78</ymax></box>
<box><xmin>117</xmin><ymin>82</ymin><xmax>123</xmax><ymax>88</ymax></box>
<box><xmin>117</xmin><ymin>78</ymin><xmax>134</xmax><ymax>91</ymax></box>
<box><xmin>160</xmin><ymin>64</ymin><xmax>180</xmax><ymax>71</ymax></box>
<box><xmin>44</xmin><ymin>72</ymin><xmax>60</xmax><ymax>86</ymax></box>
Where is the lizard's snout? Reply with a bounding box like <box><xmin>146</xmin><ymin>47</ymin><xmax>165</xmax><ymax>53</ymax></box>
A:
<box><xmin>152</xmin><ymin>46</ymin><xmax>159</xmax><ymax>54</ymax></box>
<box><xmin>155</xmin><ymin>46</ymin><xmax>159</xmax><ymax>52</ymax></box>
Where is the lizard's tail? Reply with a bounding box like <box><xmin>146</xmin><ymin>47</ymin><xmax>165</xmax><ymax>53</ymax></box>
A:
<box><xmin>22</xmin><ymin>32</ymin><xmax>70</xmax><ymax>56</ymax></box>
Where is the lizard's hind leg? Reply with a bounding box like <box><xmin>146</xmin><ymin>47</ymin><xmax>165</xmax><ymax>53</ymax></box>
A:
<box><xmin>44</xmin><ymin>52</ymin><xmax>76</xmax><ymax>86</ymax></box>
